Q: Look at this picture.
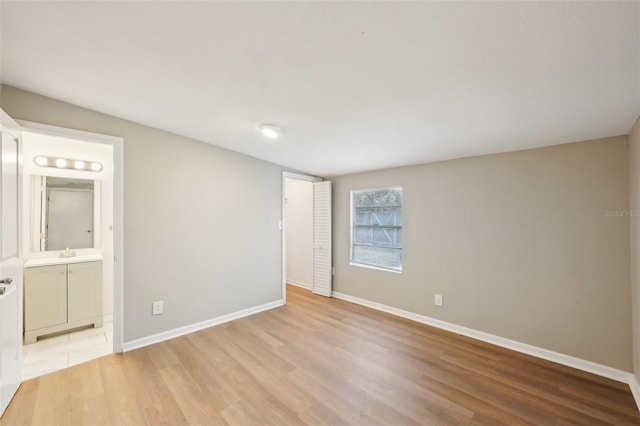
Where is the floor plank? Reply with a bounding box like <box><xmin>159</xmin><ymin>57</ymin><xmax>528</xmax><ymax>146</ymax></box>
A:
<box><xmin>2</xmin><ymin>285</ymin><xmax>638</xmax><ymax>425</ymax></box>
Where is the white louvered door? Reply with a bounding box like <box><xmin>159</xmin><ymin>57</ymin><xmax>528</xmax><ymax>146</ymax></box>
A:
<box><xmin>312</xmin><ymin>181</ymin><xmax>332</xmax><ymax>297</ymax></box>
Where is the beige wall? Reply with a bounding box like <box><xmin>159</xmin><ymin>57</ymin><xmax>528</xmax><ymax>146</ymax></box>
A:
<box><xmin>285</xmin><ymin>179</ymin><xmax>313</xmax><ymax>288</ymax></box>
<box><xmin>332</xmin><ymin>137</ymin><xmax>631</xmax><ymax>370</ymax></box>
<box><xmin>630</xmin><ymin>116</ymin><xmax>640</xmax><ymax>381</ymax></box>
<box><xmin>1</xmin><ymin>85</ymin><xmax>283</xmax><ymax>342</ymax></box>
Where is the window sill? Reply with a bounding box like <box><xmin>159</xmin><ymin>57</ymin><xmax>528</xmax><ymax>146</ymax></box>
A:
<box><xmin>349</xmin><ymin>261</ymin><xmax>402</xmax><ymax>274</ymax></box>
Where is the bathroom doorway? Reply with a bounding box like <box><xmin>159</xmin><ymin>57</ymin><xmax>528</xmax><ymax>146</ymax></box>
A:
<box><xmin>18</xmin><ymin>123</ymin><xmax>122</xmax><ymax>380</ymax></box>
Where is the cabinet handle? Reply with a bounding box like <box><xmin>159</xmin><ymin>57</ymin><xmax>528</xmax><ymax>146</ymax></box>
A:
<box><xmin>0</xmin><ymin>278</ymin><xmax>12</xmax><ymax>285</ymax></box>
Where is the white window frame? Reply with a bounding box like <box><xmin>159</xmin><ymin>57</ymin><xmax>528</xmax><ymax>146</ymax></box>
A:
<box><xmin>350</xmin><ymin>185</ymin><xmax>403</xmax><ymax>273</ymax></box>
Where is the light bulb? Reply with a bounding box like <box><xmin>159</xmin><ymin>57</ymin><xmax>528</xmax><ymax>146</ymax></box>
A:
<box><xmin>260</xmin><ymin>124</ymin><xmax>280</xmax><ymax>139</ymax></box>
<box><xmin>55</xmin><ymin>158</ymin><xmax>67</xmax><ymax>168</ymax></box>
<box><xmin>90</xmin><ymin>162</ymin><xmax>103</xmax><ymax>172</ymax></box>
<box><xmin>74</xmin><ymin>160</ymin><xmax>86</xmax><ymax>170</ymax></box>
<box><xmin>34</xmin><ymin>156</ymin><xmax>48</xmax><ymax>166</ymax></box>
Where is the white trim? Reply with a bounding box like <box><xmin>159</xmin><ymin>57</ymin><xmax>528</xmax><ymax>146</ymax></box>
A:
<box><xmin>103</xmin><ymin>313</ymin><xmax>114</xmax><ymax>324</ymax></box>
<box><xmin>286</xmin><ymin>279</ymin><xmax>312</xmax><ymax>290</ymax></box>
<box><xmin>16</xmin><ymin>120</ymin><xmax>122</xmax><ymax>145</ymax></box>
<box><xmin>17</xmin><ymin>120</ymin><xmax>125</xmax><ymax>354</ymax></box>
<box><xmin>282</xmin><ymin>171</ymin><xmax>322</xmax><ymax>305</ymax></box>
<box><xmin>332</xmin><ymin>291</ymin><xmax>636</xmax><ymax>387</ymax></box>
<box><xmin>112</xmin><ymin>132</ymin><xmax>124</xmax><ymax>354</ymax></box>
<box><xmin>283</xmin><ymin>171</ymin><xmax>322</xmax><ymax>183</ymax></box>
<box><xmin>123</xmin><ymin>299</ymin><xmax>284</xmax><ymax>352</ymax></box>
<box><xmin>630</xmin><ymin>375</ymin><xmax>640</xmax><ymax>410</ymax></box>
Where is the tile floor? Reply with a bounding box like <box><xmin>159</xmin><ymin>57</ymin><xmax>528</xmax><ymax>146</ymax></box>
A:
<box><xmin>22</xmin><ymin>319</ymin><xmax>113</xmax><ymax>381</ymax></box>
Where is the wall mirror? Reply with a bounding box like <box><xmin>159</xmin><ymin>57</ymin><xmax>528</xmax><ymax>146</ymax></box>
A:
<box><xmin>31</xmin><ymin>176</ymin><xmax>101</xmax><ymax>252</ymax></box>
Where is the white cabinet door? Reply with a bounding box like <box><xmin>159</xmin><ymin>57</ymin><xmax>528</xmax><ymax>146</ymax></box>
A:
<box><xmin>68</xmin><ymin>262</ymin><xmax>103</xmax><ymax>322</ymax></box>
<box><xmin>312</xmin><ymin>181</ymin><xmax>332</xmax><ymax>297</ymax></box>
<box><xmin>24</xmin><ymin>265</ymin><xmax>67</xmax><ymax>330</ymax></box>
<box><xmin>0</xmin><ymin>110</ymin><xmax>23</xmax><ymax>418</ymax></box>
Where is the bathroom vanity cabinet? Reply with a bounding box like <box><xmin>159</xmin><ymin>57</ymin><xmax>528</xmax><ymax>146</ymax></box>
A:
<box><xmin>24</xmin><ymin>260</ymin><xmax>103</xmax><ymax>344</ymax></box>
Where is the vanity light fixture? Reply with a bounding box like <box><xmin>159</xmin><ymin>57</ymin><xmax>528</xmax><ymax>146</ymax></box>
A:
<box><xmin>34</xmin><ymin>155</ymin><xmax>103</xmax><ymax>173</ymax></box>
<box><xmin>34</xmin><ymin>156</ymin><xmax>48</xmax><ymax>166</ymax></box>
<box><xmin>260</xmin><ymin>123</ymin><xmax>281</xmax><ymax>139</ymax></box>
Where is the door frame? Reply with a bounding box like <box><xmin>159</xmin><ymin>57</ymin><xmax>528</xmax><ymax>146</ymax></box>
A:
<box><xmin>17</xmin><ymin>120</ymin><xmax>124</xmax><ymax>353</ymax></box>
<box><xmin>282</xmin><ymin>171</ymin><xmax>321</xmax><ymax>304</ymax></box>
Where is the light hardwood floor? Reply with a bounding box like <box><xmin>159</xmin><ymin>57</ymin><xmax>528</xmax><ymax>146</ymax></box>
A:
<box><xmin>2</xmin><ymin>285</ymin><xmax>639</xmax><ymax>425</ymax></box>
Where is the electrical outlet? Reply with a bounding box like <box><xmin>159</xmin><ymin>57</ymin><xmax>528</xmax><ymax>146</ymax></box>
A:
<box><xmin>152</xmin><ymin>300</ymin><xmax>163</xmax><ymax>315</ymax></box>
<box><xmin>434</xmin><ymin>294</ymin><xmax>443</xmax><ymax>307</ymax></box>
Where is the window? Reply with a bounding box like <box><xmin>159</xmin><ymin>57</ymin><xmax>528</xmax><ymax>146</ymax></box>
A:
<box><xmin>350</xmin><ymin>186</ymin><xmax>403</xmax><ymax>272</ymax></box>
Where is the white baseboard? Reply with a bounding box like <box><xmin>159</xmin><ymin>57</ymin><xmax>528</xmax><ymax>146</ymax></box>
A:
<box><xmin>286</xmin><ymin>279</ymin><xmax>311</xmax><ymax>290</ymax></box>
<box><xmin>332</xmin><ymin>290</ymin><xmax>638</xmax><ymax>408</ymax></box>
<box><xmin>123</xmin><ymin>299</ymin><xmax>284</xmax><ymax>352</ymax></box>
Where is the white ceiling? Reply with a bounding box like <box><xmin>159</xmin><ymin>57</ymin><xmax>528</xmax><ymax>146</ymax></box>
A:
<box><xmin>1</xmin><ymin>1</ymin><xmax>639</xmax><ymax>177</ymax></box>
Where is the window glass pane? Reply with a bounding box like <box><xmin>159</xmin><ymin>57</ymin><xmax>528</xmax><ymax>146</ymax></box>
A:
<box><xmin>372</xmin><ymin>208</ymin><xmax>394</xmax><ymax>226</ymax></box>
<box><xmin>355</xmin><ymin>210</ymin><xmax>373</xmax><ymax>226</ymax></box>
<box><xmin>352</xmin><ymin>245</ymin><xmax>402</xmax><ymax>270</ymax></box>
<box><xmin>372</xmin><ymin>228</ymin><xmax>395</xmax><ymax>247</ymax></box>
<box><xmin>394</xmin><ymin>208</ymin><xmax>403</xmax><ymax>226</ymax></box>
<box><xmin>354</xmin><ymin>227</ymin><xmax>373</xmax><ymax>244</ymax></box>
<box><xmin>354</xmin><ymin>192</ymin><xmax>373</xmax><ymax>207</ymax></box>
<box><xmin>351</xmin><ymin>186</ymin><xmax>403</xmax><ymax>271</ymax></box>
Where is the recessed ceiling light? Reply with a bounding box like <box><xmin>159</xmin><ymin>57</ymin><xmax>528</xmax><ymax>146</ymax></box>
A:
<box><xmin>260</xmin><ymin>123</ymin><xmax>281</xmax><ymax>139</ymax></box>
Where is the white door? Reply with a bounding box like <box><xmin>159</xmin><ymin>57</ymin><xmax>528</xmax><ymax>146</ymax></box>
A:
<box><xmin>312</xmin><ymin>181</ymin><xmax>332</xmax><ymax>297</ymax></box>
<box><xmin>0</xmin><ymin>110</ymin><xmax>23</xmax><ymax>417</ymax></box>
